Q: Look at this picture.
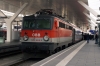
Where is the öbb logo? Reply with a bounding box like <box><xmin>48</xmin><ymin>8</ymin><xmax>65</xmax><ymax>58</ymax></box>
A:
<box><xmin>32</xmin><ymin>33</ymin><xmax>40</xmax><ymax>37</ymax></box>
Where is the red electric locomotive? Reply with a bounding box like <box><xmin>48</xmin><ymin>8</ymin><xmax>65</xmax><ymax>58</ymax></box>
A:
<box><xmin>21</xmin><ymin>9</ymin><xmax>81</xmax><ymax>58</ymax></box>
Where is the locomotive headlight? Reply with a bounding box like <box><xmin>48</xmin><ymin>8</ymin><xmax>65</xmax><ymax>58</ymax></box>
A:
<box><xmin>23</xmin><ymin>35</ymin><xmax>29</xmax><ymax>41</ymax></box>
<box><xmin>43</xmin><ymin>35</ymin><xmax>49</xmax><ymax>41</ymax></box>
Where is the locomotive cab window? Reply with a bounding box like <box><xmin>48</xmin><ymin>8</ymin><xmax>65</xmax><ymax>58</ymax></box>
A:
<box><xmin>36</xmin><ymin>19</ymin><xmax>51</xmax><ymax>29</ymax></box>
<box><xmin>22</xmin><ymin>18</ymin><xmax>52</xmax><ymax>29</ymax></box>
<box><xmin>23</xmin><ymin>19</ymin><xmax>35</xmax><ymax>29</ymax></box>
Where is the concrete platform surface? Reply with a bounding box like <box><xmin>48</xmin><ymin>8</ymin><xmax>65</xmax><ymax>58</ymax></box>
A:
<box><xmin>31</xmin><ymin>40</ymin><xmax>100</xmax><ymax>66</ymax></box>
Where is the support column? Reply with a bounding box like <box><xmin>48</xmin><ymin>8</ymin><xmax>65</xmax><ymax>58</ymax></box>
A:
<box><xmin>98</xmin><ymin>24</ymin><xmax>100</xmax><ymax>46</ymax></box>
<box><xmin>4</xmin><ymin>3</ymin><xmax>28</xmax><ymax>42</ymax></box>
<box><xmin>97</xmin><ymin>20</ymin><xmax>100</xmax><ymax>46</ymax></box>
<box><xmin>6</xmin><ymin>22</ymin><xmax>12</xmax><ymax>42</ymax></box>
<box><xmin>96</xmin><ymin>23</ymin><xmax>100</xmax><ymax>46</ymax></box>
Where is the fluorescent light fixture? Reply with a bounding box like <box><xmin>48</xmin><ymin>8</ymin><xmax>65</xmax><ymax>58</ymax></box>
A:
<box><xmin>0</xmin><ymin>9</ymin><xmax>24</xmax><ymax>17</ymax></box>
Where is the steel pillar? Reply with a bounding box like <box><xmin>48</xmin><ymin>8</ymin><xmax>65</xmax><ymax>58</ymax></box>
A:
<box><xmin>4</xmin><ymin>3</ymin><xmax>28</xmax><ymax>42</ymax></box>
<box><xmin>98</xmin><ymin>23</ymin><xmax>100</xmax><ymax>46</ymax></box>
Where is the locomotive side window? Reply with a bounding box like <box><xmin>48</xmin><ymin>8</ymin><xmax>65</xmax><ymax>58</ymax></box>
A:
<box><xmin>66</xmin><ymin>25</ymin><xmax>69</xmax><ymax>29</ymax></box>
<box><xmin>59</xmin><ymin>22</ymin><xmax>65</xmax><ymax>28</ymax></box>
<box><xmin>69</xmin><ymin>26</ymin><xmax>72</xmax><ymax>30</ymax></box>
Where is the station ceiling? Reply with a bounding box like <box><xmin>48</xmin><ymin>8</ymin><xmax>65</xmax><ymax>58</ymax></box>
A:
<box><xmin>1</xmin><ymin>0</ymin><xmax>89</xmax><ymax>24</ymax></box>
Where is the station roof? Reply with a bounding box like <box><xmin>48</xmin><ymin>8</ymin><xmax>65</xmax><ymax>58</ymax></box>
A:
<box><xmin>1</xmin><ymin>0</ymin><xmax>89</xmax><ymax>24</ymax></box>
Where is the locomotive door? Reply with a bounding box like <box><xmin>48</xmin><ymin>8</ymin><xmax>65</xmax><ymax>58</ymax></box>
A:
<box><xmin>57</xmin><ymin>27</ymin><xmax>60</xmax><ymax>43</ymax></box>
<box><xmin>72</xmin><ymin>28</ymin><xmax>75</xmax><ymax>43</ymax></box>
<box><xmin>55</xmin><ymin>20</ymin><xmax>60</xmax><ymax>43</ymax></box>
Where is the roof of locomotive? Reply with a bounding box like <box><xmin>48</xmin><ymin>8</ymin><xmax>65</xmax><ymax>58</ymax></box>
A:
<box><xmin>23</xmin><ymin>14</ymin><xmax>54</xmax><ymax>19</ymax></box>
<box><xmin>23</xmin><ymin>14</ymin><xmax>68</xmax><ymax>22</ymax></box>
<box><xmin>23</xmin><ymin>9</ymin><xmax>66</xmax><ymax>20</ymax></box>
<box><xmin>23</xmin><ymin>9</ymin><xmax>72</xmax><ymax>27</ymax></box>
<box><xmin>23</xmin><ymin>14</ymin><xmax>72</xmax><ymax>27</ymax></box>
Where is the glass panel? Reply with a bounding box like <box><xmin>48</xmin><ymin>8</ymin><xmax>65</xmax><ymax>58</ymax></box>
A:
<box><xmin>22</xmin><ymin>18</ymin><xmax>51</xmax><ymax>29</ymax></box>
<box><xmin>36</xmin><ymin>19</ymin><xmax>50</xmax><ymax>29</ymax></box>
<box><xmin>23</xmin><ymin>19</ymin><xmax>35</xmax><ymax>29</ymax></box>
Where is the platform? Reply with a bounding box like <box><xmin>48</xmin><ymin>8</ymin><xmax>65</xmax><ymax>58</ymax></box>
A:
<box><xmin>31</xmin><ymin>40</ymin><xmax>100</xmax><ymax>66</ymax></box>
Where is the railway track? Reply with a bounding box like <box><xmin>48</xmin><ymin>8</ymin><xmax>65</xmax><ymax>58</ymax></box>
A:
<box><xmin>0</xmin><ymin>53</ymin><xmax>42</xmax><ymax>66</ymax></box>
<box><xmin>0</xmin><ymin>41</ymin><xmax>82</xmax><ymax>66</ymax></box>
<box><xmin>10</xmin><ymin>58</ymin><xmax>42</xmax><ymax>66</ymax></box>
<box><xmin>0</xmin><ymin>53</ymin><xmax>23</xmax><ymax>66</ymax></box>
<box><xmin>8</xmin><ymin>44</ymin><xmax>75</xmax><ymax>66</ymax></box>
<box><xmin>0</xmin><ymin>50</ymin><xmax>21</xmax><ymax>58</ymax></box>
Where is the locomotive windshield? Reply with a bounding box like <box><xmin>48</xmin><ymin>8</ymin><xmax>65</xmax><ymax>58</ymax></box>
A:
<box><xmin>36</xmin><ymin>19</ymin><xmax>51</xmax><ymax>29</ymax></box>
<box><xmin>22</xmin><ymin>18</ymin><xmax>51</xmax><ymax>29</ymax></box>
<box><xmin>23</xmin><ymin>19</ymin><xmax>35</xmax><ymax>29</ymax></box>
